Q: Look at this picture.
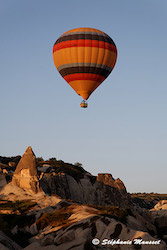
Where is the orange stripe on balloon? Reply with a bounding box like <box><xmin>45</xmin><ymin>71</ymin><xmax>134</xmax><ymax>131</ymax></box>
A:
<box><xmin>53</xmin><ymin>40</ymin><xmax>117</xmax><ymax>53</ymax></box>
<box><xmin>64</xmin><ymin>73</ymin><xmax>105</xmax><ymax>83</ymax></box>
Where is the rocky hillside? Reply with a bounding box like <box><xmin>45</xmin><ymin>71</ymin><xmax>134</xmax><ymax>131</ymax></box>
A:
<box><xmin>1</xmin><ymin>147</ymin><xmax>132</xmax><ymax>208</ymax></box>
<box><xmin>0</xmin><ymin>146</ymin><xmax>166</xmax><ymax>249</ymax></box>
<box><xmin>131</xmin><ymin>193</ymin><xmax>167</xmax><ymax>209</ymax></box>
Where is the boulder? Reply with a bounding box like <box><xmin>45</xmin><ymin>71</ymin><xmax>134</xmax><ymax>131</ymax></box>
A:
<box><xmin>29</xmin><ymin>223</ymin><xmax>38</xmax><ymax>235</ymax></box>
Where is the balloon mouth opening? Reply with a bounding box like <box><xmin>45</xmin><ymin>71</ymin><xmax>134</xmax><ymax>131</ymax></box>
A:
<box><xmin>77</xmin><ymin>91</ymin><xmax>90</xmax><ymax>100</ymax></box>
<box><xmin>80</xmin><ymin>100</ymin><xmax>88</xmax><ymax>108</ymax></box>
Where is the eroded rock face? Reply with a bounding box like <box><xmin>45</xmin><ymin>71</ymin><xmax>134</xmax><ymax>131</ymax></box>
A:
<box><xmin>2</xmin><ymin>147</ymin><xmax>131</xmax><ymax>207</ymax></box>
<box><xmin>0</xmin><ymin>173</ymin><xmax>7</xmax><ymax>190</ymax></box>
<box><xmin>150</xmin><ymin>200</ymin><xmax>167</xmax><ymax>243</ymax></box>
<box><xmin>97</xmin><ymin>173</ymin><xmax>127</xmax><ymax>191</ymax></box>
<box><xmin>29</xmin><ymin>215</ymin><xmax>166</xmax><ymax>250</ymax></box>
<box><xmin>1</xmin><ymin>148</ymin><xmax>166</xmax><ymax>249</ymax></box>
<box><xmin>0</xmin><ymin>231</ymin><xmax>22</xmax><ymax>250</ymax></box>
<box><xmin>39</xmin><ymin>172</ymin><xmax>131</xmax><ymax>208</ymax></box>
<box><xmin>12</xmin><ymin>147</ymin><xmax>39</xmax><ymax>193</ymax></box>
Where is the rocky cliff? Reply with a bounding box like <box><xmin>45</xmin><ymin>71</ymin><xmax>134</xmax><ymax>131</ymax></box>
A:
<box><xmin>39</xmin><ymin>171</ymin><xmax>131</xmax><ymax>208</ymax></box>
<box><xmin>6</xmin><ymin>146</ymin><xmax>132</xmax><ymax>207</ymax></box>
<box><xmin>0</xmin><ymin>146</ymin><xmax>166</xmax><ymax>249</ymax></box>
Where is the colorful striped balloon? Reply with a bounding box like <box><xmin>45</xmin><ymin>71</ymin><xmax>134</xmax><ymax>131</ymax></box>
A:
<box><xmin>53</xmin><ymin>27</ymin><xmax>117</xmax><ymax>101</ymax></box>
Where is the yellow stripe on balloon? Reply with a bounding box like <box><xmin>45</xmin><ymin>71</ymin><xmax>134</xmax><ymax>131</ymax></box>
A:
<box><xmin>53</xmin><ymin>47</ymin><xmax>116</xmax><ymax>69</ymax></box>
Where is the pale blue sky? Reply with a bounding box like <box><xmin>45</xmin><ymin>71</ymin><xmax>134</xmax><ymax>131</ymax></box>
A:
<box><xmin>0</xmin><ymin>0</ymin><xmax>167</xmax><ymax>193</ymax></box>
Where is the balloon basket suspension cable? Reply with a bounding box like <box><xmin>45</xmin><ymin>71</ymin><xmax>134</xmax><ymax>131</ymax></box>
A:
<box><xmin>80</xmin><ymin>100</ymin><xmax>88</xmax><ymax>108</ymax></box>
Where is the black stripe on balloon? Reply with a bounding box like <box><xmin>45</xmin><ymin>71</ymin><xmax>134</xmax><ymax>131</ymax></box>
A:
<box><xmin>59</xmin><ymin>66</ymin><xmax>112</xmax><ymax>78</ymax></box>
<box><xmin>55</xmin><ymin>34</ymin><xmax>116</xmax><ymax>46</ymax></box>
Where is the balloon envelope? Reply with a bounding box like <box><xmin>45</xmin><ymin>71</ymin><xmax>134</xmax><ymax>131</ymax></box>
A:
<box><xmin>53</xmin><ymin>27</ymin><xmax>117</xmax><ymax>100</ymax></box>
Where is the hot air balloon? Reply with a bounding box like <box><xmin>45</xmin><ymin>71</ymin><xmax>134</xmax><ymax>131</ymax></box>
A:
<box><xmin>53</xmin><ymin>27</ymin><xmax>117</xmax><ymax>108</ymax></box>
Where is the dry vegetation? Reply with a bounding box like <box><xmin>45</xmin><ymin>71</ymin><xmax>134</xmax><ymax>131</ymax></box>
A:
<box><xmin>36</xmin><ymin>205</ymin><xmax>73</xmax><ymax>230</ymax></box>
<box><xmin>36</xmin><ymin>204</ymin><xmax>131</xmax><ymax>231</ymax></box>
<box><xmin>130</xmin><ymin>193</ymin><xmax>167</xmax><ymax>209</ymax></box>
<box><xmin>0</xmin><ymin>199</ymin><xmax>37</xmax><ymax>213</ymax></box>
<box><xmin>130</xmin><ymin>193</ymin><xmax>167</xmax><ymax>201</ymax></box>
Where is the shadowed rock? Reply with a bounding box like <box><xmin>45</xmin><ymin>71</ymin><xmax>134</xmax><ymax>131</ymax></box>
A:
<box><xmin>0</xmin><ymin>231</ymin><xmax>22</xmax><ymax>250</ymax></box>
<box><xmin>0</xmin><ymin>173</ymin><xmax>7</xmax><ymax>190</ymax></box>
<box><xmin>39</xmin><ymin>172</ymin><xmax>131</xmax><ymax>208</ymax></box>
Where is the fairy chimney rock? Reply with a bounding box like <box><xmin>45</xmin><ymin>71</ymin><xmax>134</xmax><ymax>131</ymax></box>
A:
<box><xmin>12</xmin><ymin>146</ymin><xmax>39</xmax><ymax>193</ymax></box>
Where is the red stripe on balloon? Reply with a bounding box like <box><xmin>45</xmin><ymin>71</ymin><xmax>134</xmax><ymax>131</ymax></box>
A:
<box><xmin>64</xmin><ymin>73</ymin><xmax>105</xmax><ymax>82</ymax></box>
<box><xmin>53</xmin><ymin>40</ymin><xmax>117</xmax><ymax>53</ymax></box>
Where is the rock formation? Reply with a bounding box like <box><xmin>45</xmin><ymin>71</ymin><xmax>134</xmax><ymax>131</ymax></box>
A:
<box><xmin>6</xmin><ymin>146</ymin><xmax>131</xmax><ymax>207</ymax></box>
<box><xmin>0</xmin><ymin>173</ymin><xmax>7</xmax><ymax>190</ymax></box>
<box><xmin>39</xmin><ymin>171</ymin><xmax>131</xmax><ymax>208</ymax></box>
<box><xmin>12</xmin><ymin>146</ymin><xmax>39</xmax><ymax>193</ymax></box>
<box><xmin>0</xmin><ymin>231</ymin><xmax>22</xmax><ymax>250</ymax></box>
<box><xmin>150</xmin><ymin>200</ymin><xmax>167</xmax><ymax>242</ymax></box>
<box><xmin>0</xmin><ymin>147</ymin><xmax>166</xmax><ymax>249</ymax></box>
